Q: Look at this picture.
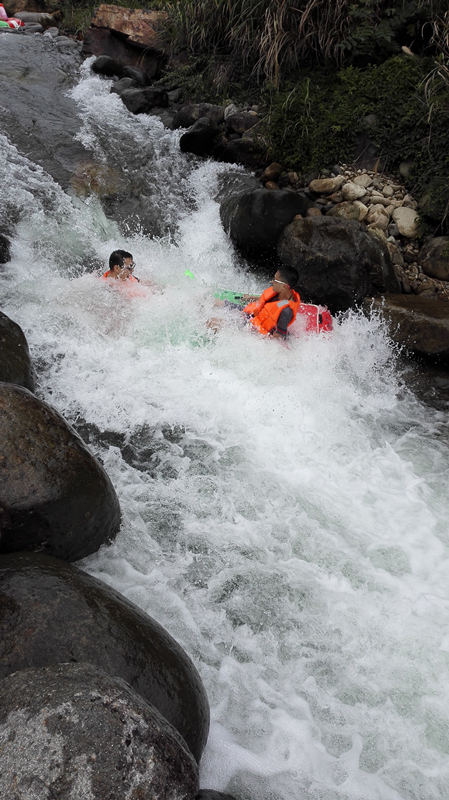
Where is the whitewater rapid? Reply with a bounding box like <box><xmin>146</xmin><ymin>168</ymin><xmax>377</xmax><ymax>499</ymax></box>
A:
<box><xmin>1</xmin><ymin>56</ymin><xmax>449</xmax><ymax>800</ymax></box>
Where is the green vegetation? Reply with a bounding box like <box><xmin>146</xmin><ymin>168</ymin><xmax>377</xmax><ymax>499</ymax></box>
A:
<box><xmin>261</xmin><ymin>55</ymin><xmax>449</xmax><ymax>228</ymax></box>
<box><xmin>162</xmin><ymin>0</ymin><xmax>443</xmax><ymax>86</ymax></box>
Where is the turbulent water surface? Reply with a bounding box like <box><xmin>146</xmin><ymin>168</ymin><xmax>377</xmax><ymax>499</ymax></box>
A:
<box><xmin>2</xmin><ymin>45</ymin><xmax>449</xmax><ymax>800</ymax></box>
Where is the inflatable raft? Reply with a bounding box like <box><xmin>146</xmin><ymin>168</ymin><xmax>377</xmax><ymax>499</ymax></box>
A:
<box><xmin>0</xmin><ymin>4</ymin><xmax>24</xmax><ymax>27</ymax></box>
<box><xmin>214</xmin><ymin>290</ymin><xmax>333</xmax><ymax>335</ymax></box>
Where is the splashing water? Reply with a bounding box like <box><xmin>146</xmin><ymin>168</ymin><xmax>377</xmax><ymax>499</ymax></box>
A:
<box><xmin>1</xmin><ymin>58</ymin><xmax>449</xmax><ymax>800</ymax></box>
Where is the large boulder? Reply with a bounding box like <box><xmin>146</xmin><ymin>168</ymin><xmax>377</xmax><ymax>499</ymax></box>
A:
<box><xmin>418</xmin><ymin>236</ymin><xmax>449</xmax><ymax>281</ymax></box>
<box><xmin>0</xmin><ymin>552</ymin><xmax>210</xmax><ymax>762</ymax></box>
<box><xmin>277</xmin><ymin>216</ymin><xmax>400</xmax><ymax>312</ymax></box>
<box><xmin>91</xmin><ymin>54</ymin><xmax>123</xmax><ymax>77</ymax></box>
<box><xmin>225</xmin><ymin>111</ymin><xmax>259</xmax><ymax>134</ymax></box>
<box><xmin>120</xmin><ymin>86</ymin><xmax>168</xmax><ymax>114</ymax></box>
<box><xmin>214</xmin><ymin>136</ymin><xmax>266</xmax><ymax>169</ymax></box>
<box><xmin>0</xmin><ymin>312</ymin><xmax>35</xmax><ymax>392</ymax></box>
<box><xmin>363</xmin><ymin>294</ymin><xmax>449</xmax><ymax>357</ymax></box>
<box><xmin>0</xmin><ymin>384</ymin><xmax>121</xmax><ymax>561</ymax></box>
<box><xmin>0</xmin><ymin>662</ymin><xmax>199</xmax><ymax>800</ymax></box>
<box><xmin>173</xmin><ymin>103</ymin><xmax>225</xmax><ymax>130</ymax></box>
<box><xmin>180</xmin><ymin>117</ymin><xmax>219</xmax><ymax>156</ymax></box>
<box><xmin>220</xmin><ymin>188</ymin><xmax>313</xmax><ymax>256</ymax></box>
<box><xmin>83</xmin><ymin>5</ymin><xmax>168</xmax><ymax>80</ymax></box>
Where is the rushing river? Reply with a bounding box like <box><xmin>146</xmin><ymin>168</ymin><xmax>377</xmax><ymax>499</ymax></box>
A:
<box><xmin>2</xmin><ymin>50</ymin><xmax>449</xmax><ymax>800</ymax></box>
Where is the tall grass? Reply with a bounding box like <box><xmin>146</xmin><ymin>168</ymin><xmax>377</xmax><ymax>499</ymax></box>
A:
<box><xmin>164</xmin><ymin>0</ymin><xmax>428</xmax><ymax>86</ymax></box>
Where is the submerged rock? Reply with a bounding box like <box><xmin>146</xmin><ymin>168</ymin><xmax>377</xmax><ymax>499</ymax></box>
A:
<box><xmin>0</xmin><ymin>311</ymin><xmax>35</xmax><ymax>391</ymax></box>
<box><xmin>0</xmin><ymin>552</ymin><xmax>210</xmax><ymax>762</ymax></box>
<box><xmin>277</xmin><ymin>216</ymin><xmax>400</xmax><ymax>312</ymax></box>
<box><xmin>0</xmin><ymin>662</ymin><xmax>199</xmax><ymax>800</ymax></box>
<box><xmin>0</xmin><ymin>384</ymin><xmax>121</xmax><ymax>560</ymax></box>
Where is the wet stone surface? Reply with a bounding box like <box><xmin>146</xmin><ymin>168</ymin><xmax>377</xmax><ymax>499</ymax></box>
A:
<box><xmin>0</xmin><ymin>662</ymin><xmax>199</xmax><ymax>800</ymax></box>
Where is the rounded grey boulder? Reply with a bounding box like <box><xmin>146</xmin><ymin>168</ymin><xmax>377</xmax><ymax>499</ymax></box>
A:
<box><xmin>220</xmin><ymin>188</ymin><xmax>313</xmax><ymax>256</ymax></box>
<box><xmin>0</xmin><ymin>311</ymin><xmax>35</xmax><ymax>391</ymax></box>
<box><xmin>0</xmin><ymin>551</ymin><xmax>210</xmax><ymax>762</ymax></box>
<box><xmin>0</xmin><ymin>383</ymin><xmax>121</xmax><ymax>561</ymax></box>
<box><xmin>278</xmin><ymin>215</ymin><xmax>400</xmax><ymax>312</ymax></box>
<box><xmin>0</xmin><ymin>661</ymin><xmax>199</xmax><ymax>800</ymax></box>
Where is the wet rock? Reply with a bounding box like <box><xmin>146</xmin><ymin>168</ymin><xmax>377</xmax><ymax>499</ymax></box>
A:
<box><xmin>215</xmin><ymin>137</ymin><xmax>265</xmax><ymax>168</ymax></box>
<box><xmin>418</xmin><ymin>236</ymin><xmax>449</xmax><ymax>281</ymax></box>
<box><xmin>43</xmin><ymin>25</ymin><xmax>59</xmax><ymax>37</ymax></box>
<box><xmin>122</xmin><ymin>64</ymin><xmax>149</xmax><ymax>84</ymax></box>
<box><xmin>0</xmin><ymin>311</ymin><xmax>35</xmax><ymax>391</ymax></box>
<box><xmin>173</xmin><ymin>103</ymin><xmax>224</xmax><ymax>129</ymax></box>
<box><xmin>364</xmin><ymin>295</ymin><xmax>449</xmax><ymax>357</ymax></box>
<box><xmin>0</xmin><ymin>384</ymin><xmax>121</xmax><ymax>561</ymax></box>
<box><xmin>196</xmin><ymin>792</ymin><xmax>237</xmax><ymax>800</ymax></box>
<box><xmin>220</xmin><ymin>188</ymin><xmax>313</xmax><ymax>256</ymax></box>
<box><xmin>180</xmin><ymin>117</ymin><xmax>218</xmax><ymax>156</ymax></box>
<box><xmin>110</xmin><ymin>76</ymin><xmax>137</xmax><ymax>96</ymax></box>
<box><xmin>0</xmin><ymin>232</ymin><xmax>10</xmax><ymax>264</ymax></box>
<box><xmin>260</xmin><ymin>162</ymin><xmax>282</xmax><ymax>183</ymax></box>
<box><xmin>225</xmin><ymin>111</ymin><xmax>259</xmax><ymax>134</ymax></box>
<box><xmin>91</xmin><ymin>54</ymin><xmax>123</xmax><ymax>77</ymax></box>
<box><xmin>0</xmin><ymin>662</ymin><xmax>199</xmax><ymax>800</ymax></box>
<box><xmin>0</xmin><ymin>551</ymin><xmax>210</xmax><ymax>762</ymax></box>
<box><xmin>167</xmin><ymin>87</ymin><xmax>182</xmax><ymax>103</ymax></box>
<box><xmin>120</xmin><ymin>86</ymin><xmax>168</xmax><ymax>114</ymax></box>
<box><xmin>277</xmin><ymin>216</ymin><xmax>400</xmax><ymax>312</ymax></box>
<box><xmin>0</xmin><ymin>36</ymin><xmax>91</xmax><ymax>190</ymax></box>
<box><xmin>84</xmin><ymin>27</ymin><xmax>163</xmax><ymax>80</ymax></box>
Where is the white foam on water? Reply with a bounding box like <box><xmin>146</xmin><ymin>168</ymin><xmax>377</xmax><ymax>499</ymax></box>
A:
<box><xmin>1</xmin><ymin>66</ymin><xmax>449</xmax><ymax>800</ymax></box>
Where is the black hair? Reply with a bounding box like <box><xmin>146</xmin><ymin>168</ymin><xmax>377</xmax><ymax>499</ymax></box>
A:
<box><xmin>277</xmin><ymin>265</ymin><xmax>299</xmax><ymax>290</ymax></box>
<box><xmin>109</xmin><ymin>251</ymin><xmax>124</xmax><ymax>270</ymax></box>
<box><xmin>117</xmin><ymin>250</ymin><xmax>133</xmax><ymax>260</ymax></box>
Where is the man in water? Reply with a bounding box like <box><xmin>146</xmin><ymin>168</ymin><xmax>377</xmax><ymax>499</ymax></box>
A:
<box><xmin>102</xmin><ymin>251</ymin><xmax>140</xmax><ymax>283</ymax></box>
<box><xmin>208</xmin><ymin>266</ymin><xmax>300</xmax><ymax>339</ymax></box>
<box><xmin>117</xmin><ymin>250</ymin><xmax>141</xmax><ymax>282</ymax></box>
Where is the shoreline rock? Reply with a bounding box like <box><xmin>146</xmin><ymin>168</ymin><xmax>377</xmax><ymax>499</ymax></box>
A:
<box><xmin>0</xmin><ymin>383</ymin><xmax>121</xmax><ymax>561</ymax></box>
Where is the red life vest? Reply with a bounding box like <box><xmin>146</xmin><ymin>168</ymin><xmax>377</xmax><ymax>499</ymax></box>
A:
<box><xmin>243</xmin><ymin>287</ymin><xmax>300</xmax><ymax>335</ymax></box>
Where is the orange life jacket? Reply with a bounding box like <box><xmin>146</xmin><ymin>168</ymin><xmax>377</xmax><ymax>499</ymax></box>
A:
<box><xmin>243</xmin><ymin>287</ymin><xmax>300</xmax><ymax>335</ymax></box>
<box><xmin>102</xmin><ymin>271</ymin><xmax>139</xmax><ymax>283</ymax></box>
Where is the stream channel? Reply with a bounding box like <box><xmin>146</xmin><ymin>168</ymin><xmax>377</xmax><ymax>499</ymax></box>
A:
<box><xmin>1</xmin><ymin>33</ymin><xmax>449</xmax><ymax>800</ymax></box>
